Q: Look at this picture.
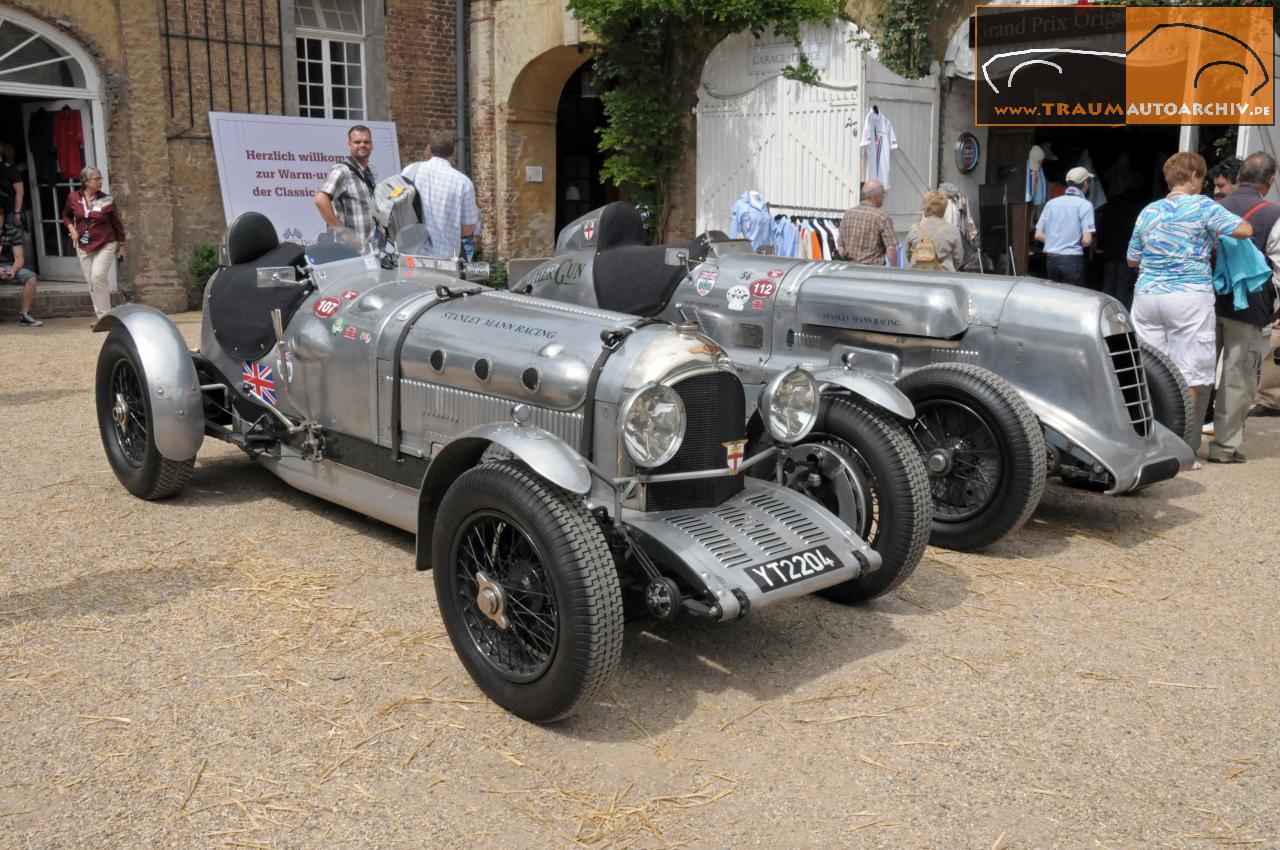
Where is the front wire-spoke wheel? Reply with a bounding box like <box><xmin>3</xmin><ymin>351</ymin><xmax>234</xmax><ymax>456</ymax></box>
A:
<box><xmin>433</xmin><ymin>461</ymin><xmax>622</xmax><ymax>723</ymax></box>
<box><xmin>756</xmin><ymin>397</ymin><xmax>932</xmax><ymax>603</ymax></box>
<box><xmin>454</xmin><ymin>513</ymin><xmax>560</xmax><ymax>683</ymax></box>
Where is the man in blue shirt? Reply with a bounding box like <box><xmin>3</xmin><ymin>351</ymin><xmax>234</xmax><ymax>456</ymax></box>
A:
<box><xmin>1035</xmin><ymin>166</ymin><xmax>1097</xmax><ymax>285</ymax></box>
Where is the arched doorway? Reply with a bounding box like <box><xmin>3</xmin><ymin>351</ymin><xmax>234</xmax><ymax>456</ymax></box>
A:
<box><xmin>554</xmin><ymin>61</ymin><xmax>611</xmax><ymax>235</ymax></box>
<box><xmin>0</xmin><ymin>9</ymin><xmax>108</xmax><ymax>282</ymax></box>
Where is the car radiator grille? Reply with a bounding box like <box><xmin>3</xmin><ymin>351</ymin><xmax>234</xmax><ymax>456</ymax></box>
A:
<box><xmin>1106</xmin><ymin>331</ymin><xmax>1154</xmax><ymax>438</ymax></box>
<box><xmin>644</xmin><ymin>371</ymin><xmax>746</xmax><ymax>511</ymax></box>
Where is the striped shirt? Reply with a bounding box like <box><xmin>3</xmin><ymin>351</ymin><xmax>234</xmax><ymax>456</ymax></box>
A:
<box><xmin>402</xmin><ymin>157</ymin><xmax>480</xmax><ymax>259</ymax></box>
<box><xmin>1127</xmin><ymin>194</ymin><xmax>1243</xmax><ymax>294</ymax></box>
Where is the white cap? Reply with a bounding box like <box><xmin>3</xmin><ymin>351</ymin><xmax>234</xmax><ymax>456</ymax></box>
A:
<box><xmin>1066</xmin><ymin>166</ymin><xmax>1093</xmax><ymax>185</ymax></box>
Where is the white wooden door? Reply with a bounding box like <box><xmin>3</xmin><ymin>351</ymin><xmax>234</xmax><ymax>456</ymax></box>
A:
<box><xmin>696</xmin><ymin>22</ymin><xmax>864</xmax><ymax>234</ymax></box>
<box><xmin>21</xmin><ymin>99</ymin><xmax>96</xmax><ymax>281</ymax></box>
<box><xmin>1235</xmin><ymin>35</ymin><xmax>1280</xmax><ymax>202</ymax></box>
<box><xmin>862</xmin><ymin>56</ymin><xmax>940</xmax><ymax>237</ymax></box>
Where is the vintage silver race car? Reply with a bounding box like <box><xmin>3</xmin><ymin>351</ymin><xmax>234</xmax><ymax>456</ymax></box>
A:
<box><xmin>516</xmin><ymin>202</ymin><xmax>1197</xmax><ymax>552</ymax></box>
<box><xmin>93</xmin><ymin>214</ymin><xmax>890</xmax><ymax>723</ymax></box>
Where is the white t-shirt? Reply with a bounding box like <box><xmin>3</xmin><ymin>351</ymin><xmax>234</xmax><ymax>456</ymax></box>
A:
<box><xmin>860</xmin><ymin>110</ymin><xmax>897</xmax><ymax>190</ymax></box>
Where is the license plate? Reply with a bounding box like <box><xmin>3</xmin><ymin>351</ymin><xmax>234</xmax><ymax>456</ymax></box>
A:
<box><xmin>743</xmin><ymin>545</ymin><xmax>842</xmax><ymax>593</ymax></box>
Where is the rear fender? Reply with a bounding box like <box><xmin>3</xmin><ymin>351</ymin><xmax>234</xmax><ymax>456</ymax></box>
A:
<box><xmin>414</xmin><ymin>423</ymin><xmax>592</xmax><ymax>569</ymax></box>
<box><xmin>812</xmin><ymin>367</ymin><xmax>915</xmax><ymax>420</ymax></box>
<box><xmin>94</xmin><ymin>305</ymin><xmax>204</xmax><ymax>462</ymax></box>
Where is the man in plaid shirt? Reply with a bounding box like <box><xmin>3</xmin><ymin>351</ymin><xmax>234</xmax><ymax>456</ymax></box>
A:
<box><xmin>401</xmin><ymin>131</ymin><xmax>480</xmax><ymax>260</ymax></box>
<box><xmin>315</xmin><ymin>125</ymin><xmax>376</xmax><ymax>244</ymax></box>
<box><xmin>839</xmin><ymin>180</ymin><xmax>898</xmax><ymax>267</ymax></box>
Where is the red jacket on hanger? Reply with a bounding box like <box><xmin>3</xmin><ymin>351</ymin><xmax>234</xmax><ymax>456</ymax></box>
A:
<box><xmin>53</xmin><ymin>106</ymin><xmax>84</xmax><ymax>181</ymax></box>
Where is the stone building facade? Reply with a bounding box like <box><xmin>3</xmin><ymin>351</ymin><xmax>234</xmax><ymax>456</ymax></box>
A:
<box><xmin>0</xmin><ymin>0</ymin><xmax>456</xmax><ymax>318</ymax></box>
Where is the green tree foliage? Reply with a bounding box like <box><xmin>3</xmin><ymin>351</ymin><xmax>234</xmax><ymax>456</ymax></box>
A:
<box><xmin>188</xmin><ymin>242</ymin><xmax>220</xmax><ymax>291</ymax></box>
<box><xmin>870</xmin><ymin>0</ymin><xmax>938</xmax><ymax>79</ymax></box>
<box><xmin>568</xmin><ymin>0</ymin><xmax>846</xmax><ymax>238</ymax></box>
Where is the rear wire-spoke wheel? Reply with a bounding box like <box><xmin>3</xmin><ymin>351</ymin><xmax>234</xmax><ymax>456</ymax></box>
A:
<box><xmin>779</xmin><ymin>398</ymin><xmax>931</xmax><ymax>604</ymax></box>
<box><xmin>433</xmin><ymin>461</ymin><xmax>622</xmax><ymax>722</ymax></box>
<box><xmin>95</xmin><ymin>328</ymin><xmax>194</xmax><ymax>499</ymax></box>
<box><xmin>898</xmin><ymin>364</ymin><xmax>1046</xmax><ymax>552</ymax></box>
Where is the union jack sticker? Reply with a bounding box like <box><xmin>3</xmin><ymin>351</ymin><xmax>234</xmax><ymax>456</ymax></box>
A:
<box><xmin>241</xmin><ymin>360</ymin><xmax>276</xmax><ymax>405</ymax></box>
<box><xmin>724</xmin><ymin>439</ymin><xmax>747</xmax><ymax>475</ymax></box>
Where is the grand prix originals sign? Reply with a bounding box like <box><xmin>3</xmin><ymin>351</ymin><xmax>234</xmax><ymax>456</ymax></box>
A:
<box><xmin>208</xmin><ymin>112</ymin><xmax>401</xmax><ymax>241</ymax></box>
<box><xmin>975</xmin><ymin>6</ymin><xmax>1274</xmax><ymax>127</ymax></box>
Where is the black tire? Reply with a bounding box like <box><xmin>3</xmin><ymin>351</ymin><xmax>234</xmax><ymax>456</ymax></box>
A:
<box><xmin>95</xmin><ymin>328</ymin><xmax>195</xmax><ymax>500</ymax></box>
<box><xmin>897</xmin><ymin>364</ymin><xmax>1046</xmax><ymax>551</ymax></box>
<box><xmin>772</xmin><ymin>398</ymin><xmax>931</xmax><ymax>604</ymax></box>
<box><xmin>432</xmin><ymin>460</ymin><xmax>623</xmax><ymax>723</ymax></box>
<box><xmin>1138</xmin><ymin>340</ymin><xmax>1196</xmax><ymax>446</ymax></box>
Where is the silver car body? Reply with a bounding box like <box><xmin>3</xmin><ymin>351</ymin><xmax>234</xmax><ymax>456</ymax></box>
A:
<box><xmin>519</xmin><ymin>230</ymin><xmax>1194</xmax><ymax>494</ymax></box>
<box><xmin>104</xmin><ymin>243</ymin><xmax>881</xmax><ymax>621</ymax></box>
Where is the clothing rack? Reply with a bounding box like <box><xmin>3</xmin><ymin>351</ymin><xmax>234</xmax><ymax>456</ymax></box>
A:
<box><xmin>770</xmin><ymin>204</ymin><xmax>847</xmax><ymax>215</ymax></box>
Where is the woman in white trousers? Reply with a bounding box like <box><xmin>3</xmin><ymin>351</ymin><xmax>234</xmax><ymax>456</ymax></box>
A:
<box><xmin>62</xmin><ymin>166</ymin><xmax>126</xmax><ymax>319</ymax></box>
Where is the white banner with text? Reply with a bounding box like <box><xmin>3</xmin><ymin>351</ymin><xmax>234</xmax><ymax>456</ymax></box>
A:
<box><xmin>209</xmin><ymin>112</ymin><xmax>401</xmax><ymax>242</ymax></box>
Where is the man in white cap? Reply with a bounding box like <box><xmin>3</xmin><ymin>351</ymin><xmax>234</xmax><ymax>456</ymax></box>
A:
<box><xmin>1034</xmin><ymin>166</ymin><xmax>1097</xmax><ymax>285</ymax></box>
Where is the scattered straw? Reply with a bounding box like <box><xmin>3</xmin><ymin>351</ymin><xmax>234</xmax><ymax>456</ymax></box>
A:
<box><xmin>178</xmin><ymin>759</ymin><xmax>207</xmax><ymax>811</ymax></box>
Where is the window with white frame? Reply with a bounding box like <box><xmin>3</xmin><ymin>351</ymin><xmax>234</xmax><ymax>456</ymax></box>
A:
<box><xmin>294</xmin><ymin>0</ymin><xmax>365</xmax><ymax>120</ymax></box>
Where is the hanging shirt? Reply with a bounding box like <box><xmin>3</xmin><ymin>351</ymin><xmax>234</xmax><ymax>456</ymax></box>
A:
<box><xmin>729</xmin><ymin>189</ymin><xmax>774</xmax><ymax>252</ymax></box>
<box><xmin>772</xmin><ymin>216</ymin><xmax>799</xmax><ymax>258</ymax></box>
<box><xmin>28</xmin><ymin>110</ymin><xmax>56</xmax><ymax>182</ymax></box>
<box><xmin>821</xmin><ymin>218</ymin><xmax>843</xmax><ymax>259</ymax></box>
<box><xmin>1026</xmin><ymin>163</ymin><xmax>1047</xmax><ymax>205</ymax></box>
<box><xmin>860</xmin><ymin>110</ymin><xmax>897</xmax><ymax>190</ymax></box>
<box><xmin>53</xmin><ymin>107</ymin><xmax>84</xmax><ymax>181</ymax></box>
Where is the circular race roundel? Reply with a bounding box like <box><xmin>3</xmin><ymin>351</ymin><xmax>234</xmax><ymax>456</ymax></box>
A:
<box><xmin>955</xmin><ymin>132</ymin><xmax>981</xmax><ymax>174</ymax></box>
<box><xmin>313</xmin><ymin>296</ymin><xmax>342</xmax><ymax>319</ymax></box>
<box><xmin>749</xmin><ymin>279</ymin><xmax>777</xmax><ymax>299</ymax></box>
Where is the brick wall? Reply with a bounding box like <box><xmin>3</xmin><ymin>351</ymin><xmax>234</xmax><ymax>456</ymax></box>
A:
<box><xmin>386</xmin><ymin>0</ymin><xmax>457</xmax><ymax>166</ymax></box>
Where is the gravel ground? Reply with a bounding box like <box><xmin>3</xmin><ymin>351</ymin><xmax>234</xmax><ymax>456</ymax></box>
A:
<box><xmin>2</xmin><ymin>314</ymin><xmax>1277</xmax><ymax>850</ymax></box>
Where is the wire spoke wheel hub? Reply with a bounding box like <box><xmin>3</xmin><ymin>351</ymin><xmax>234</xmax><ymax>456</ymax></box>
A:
<box><xmin>783</xmin><ymin>440</ymin><xmax>872</xmax><ymax>540</ymax></box>
<box><xmin>109</xmin><ymin>359</ymin><xmax>148</xmax><ymax>467</ymax></box>
<box><xmin>911</xmin><ymin>399</ymin><xmax>1002</xmax><ymax>522</ymax></box>
<box><xmin>452</xmin><ymin>512</ymin><xmax>559</xmax><ymax>684</ymax></box>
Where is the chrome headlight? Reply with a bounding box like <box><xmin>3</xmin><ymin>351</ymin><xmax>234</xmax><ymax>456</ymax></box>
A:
<box><xmin>620</xmin><ymin>382</ymin><xmax>686</xmax><ymax>468</ymax></box>
<box><xmin>762</xmin><ymin>367</ymin><xmax>819</xmax><ymax>443</ymax></box>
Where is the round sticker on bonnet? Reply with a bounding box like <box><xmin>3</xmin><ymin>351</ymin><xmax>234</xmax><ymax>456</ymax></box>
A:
<box><xmin>313</xmin><ymin>296</ymin><xmax>342</xmax><ymax>319</ymax></box>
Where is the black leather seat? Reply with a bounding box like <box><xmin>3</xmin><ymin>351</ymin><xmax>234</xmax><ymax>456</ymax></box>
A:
<box><xmin>208</xmin><ymin>212</ymin><xmax>310</xmax><ymax>362</ymax></box>
<box><xmin>591</xmin><ymin>202</ymin><xmax>708</xmax><ymax>317</ymax></box>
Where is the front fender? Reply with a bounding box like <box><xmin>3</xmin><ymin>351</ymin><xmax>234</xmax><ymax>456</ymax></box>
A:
<box><xmin>812</xmin><ymin>367</ymin><xmax>915</xmax><ymax>420</ymax></box>
<box><xmin>95</xmin><ymin>305</ymin><xmax>204</xmax><ymax>462</ymax></box>
<box><xmin>414</xmin><ymin>423</ymin><xmax>593</xmax><ymax>570</ymax></box>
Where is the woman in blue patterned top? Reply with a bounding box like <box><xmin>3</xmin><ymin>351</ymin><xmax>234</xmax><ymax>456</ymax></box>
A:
<box><xmin>1126</xmin><ymin>152</ymin><xmax>1252</xmax><ymax>453</ymax></box>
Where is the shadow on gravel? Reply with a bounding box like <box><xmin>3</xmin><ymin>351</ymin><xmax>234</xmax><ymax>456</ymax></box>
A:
<box><xmin>560</xmin><ymin>600</ymin><xmax>909</xmax><ymax>738</ymax></box>
<box><xmin>176</xmin><ymin>454</ymin><xmax>415</xmax><ymax>554</ymax></box>
<box><xmin>976</xmin><ymin>475</ymin><xmax>1204</xmax><ymax>560</ymax></box>
<box><xmin>0</xmin><ymin>388</ymin><xmax>90</xmax><ymax>406</ymax></box>
<box><xmin>0</xmin><ymin>563</ymin><xmax>230</xmax><ymax>626</ymax></box>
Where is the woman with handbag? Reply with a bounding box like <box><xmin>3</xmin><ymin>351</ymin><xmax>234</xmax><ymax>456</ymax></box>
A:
<box><xmin>62</xmin><ymin>166</ymin><xmax>126</xmax><ymax>320</ymax></box>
